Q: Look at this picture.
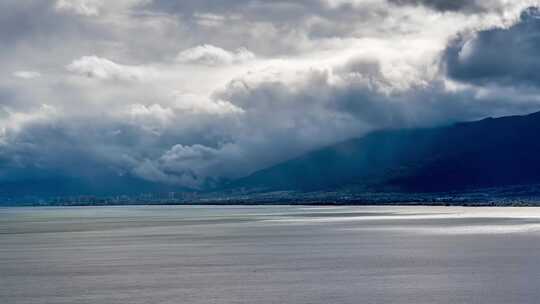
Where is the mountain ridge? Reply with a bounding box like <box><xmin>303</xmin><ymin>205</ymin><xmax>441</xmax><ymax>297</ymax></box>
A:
<box><xmin>226</xmin><ymin>110</ymin><xmax>540</xmax><ymax>193</ymax></box>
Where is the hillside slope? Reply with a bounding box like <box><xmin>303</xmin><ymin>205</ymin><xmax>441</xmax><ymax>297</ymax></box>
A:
<box><xmin>229</xmin><ymin>111</ymin><xmax>540</xmax><ymax>193</ymax></box>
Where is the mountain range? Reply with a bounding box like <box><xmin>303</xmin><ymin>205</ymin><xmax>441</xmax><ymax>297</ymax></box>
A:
<box><xmin>3</xmin><ymin>110</ymin><xmax>540</xmax><ymax>203</ymax></box>
<box><xmin>228</xmin><ymin>111</ymin><xmax>540</xmax><ymax>194</ymax></box>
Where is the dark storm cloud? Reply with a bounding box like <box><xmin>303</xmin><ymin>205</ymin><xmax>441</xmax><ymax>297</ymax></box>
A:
<box><xmin>388</xmin><ymin>0</ymin><xmax>481</xmax><ymax>12</ymax></box>
<box><xmin>146</xmin><ymin>0</ymin><xmax>320</xmax><ymax>17</ymax></box>
<box><xmin>445</xmin><ymin>8</ymin><xmax>540</xmax><ymax>87</ymax></box>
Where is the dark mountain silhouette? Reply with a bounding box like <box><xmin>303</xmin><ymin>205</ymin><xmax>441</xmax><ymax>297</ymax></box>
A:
<box><xmin>229</xmin><ymin>111</ymin><xmax>540</xmax><ymax>193</ymax></box>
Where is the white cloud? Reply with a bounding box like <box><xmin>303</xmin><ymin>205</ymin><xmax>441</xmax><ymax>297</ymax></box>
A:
<box><xmin>128</xmin><ymin>104</ymin><xmax>174</xmax><ymax>135</ymax></box>
<box><xmin>13</xmin><ymin>71</ymin><xmax>41</xmax><ymax>80</ymax></box>
<box><xmin>133</xmin><ymin>143</ymin><xmax>243</xmax><ymax>188</ymax></box>
<box><xmin>54</xmin><ymin>0</ymin><xmax>149</xmax><ymax>16</ymax></box>
<box><xmin>0</xmin><ymin>105</ymin><xmax>57</xmax><ymax>144</ymax></box>
<box><xmin>66</xmin><ymin>56</ymin><xmax>151</xmax><ymax>81</ymax></box>
<box><xmin>132</xmin><ymin>159</ymin><xmax>177</xmax><ymax>185</ymax></box>
<box><xmin>55</xmin><ymin>0</ymin><xmax>101</xmax><ymax>16</ymax></box>
<box><xmin>172</xmin><ymin>93</ymin><xmax>245</xmax><ymax>115</ymax></box>
<box><xmin>175</xmin><ymin>45</ymin><xmax>256</xmax><ymax>66</ymax></box>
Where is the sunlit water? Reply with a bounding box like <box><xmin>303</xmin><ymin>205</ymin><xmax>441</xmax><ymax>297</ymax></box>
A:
<box><xmin>2</xmin><ymin>206</ymin><xmax>540</xmax><ymax>304</ymax></box>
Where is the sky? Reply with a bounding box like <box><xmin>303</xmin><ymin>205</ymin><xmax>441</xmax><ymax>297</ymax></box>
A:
<box><xmin>2</xmin><ymin>0</ymin><xmax>540</xmax><ymax>190</ymax></box>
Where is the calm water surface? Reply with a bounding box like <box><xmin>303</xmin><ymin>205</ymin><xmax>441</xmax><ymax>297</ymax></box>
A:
<box><xmin>2</xmin><ymin>206</ymin><xmax>540</xmax><ymax>304</ymax></box>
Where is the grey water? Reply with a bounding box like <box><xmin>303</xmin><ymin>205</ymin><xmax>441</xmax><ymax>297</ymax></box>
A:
<box><xmin>2</xmin><ymin>206</ymin><xmax>540</xmax><ymax>304</ymax></box>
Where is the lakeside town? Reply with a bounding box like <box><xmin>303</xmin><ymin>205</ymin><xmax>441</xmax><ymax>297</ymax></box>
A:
<box><xmin>5</xmin><ymin>184</ymin><xmax>540</xmax><ymax>207</ymax></box>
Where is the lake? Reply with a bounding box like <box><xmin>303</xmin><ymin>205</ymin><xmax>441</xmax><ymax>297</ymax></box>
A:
<box><xmin>2</xmin><ymin>206</ymin><xmax>540</xmax><ymax>304</ymax></box>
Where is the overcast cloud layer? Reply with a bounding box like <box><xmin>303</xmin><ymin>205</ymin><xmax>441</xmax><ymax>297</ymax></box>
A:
<box><xmin>2</xmin><ymin>0</ymin><xmax>540</xmax><ymax>189</ymax></box>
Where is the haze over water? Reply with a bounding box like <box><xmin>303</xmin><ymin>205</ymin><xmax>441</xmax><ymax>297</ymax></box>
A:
<box><xmin>2</xmin><ymin>206</ymin><xmax>540</xmax><ymax>304</ymax></box>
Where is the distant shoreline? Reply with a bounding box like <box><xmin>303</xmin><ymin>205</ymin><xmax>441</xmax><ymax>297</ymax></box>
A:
<box><xmin>2</xmin><ymin>201</ymin><xmax>540</xmax><ymax>208</ymax></box>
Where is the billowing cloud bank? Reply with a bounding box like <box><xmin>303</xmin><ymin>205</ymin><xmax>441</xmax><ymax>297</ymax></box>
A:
<box><xmin>1</xmin><ymin>0</ymin><xmax>540</xmax><ymax>190</ymax></box>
